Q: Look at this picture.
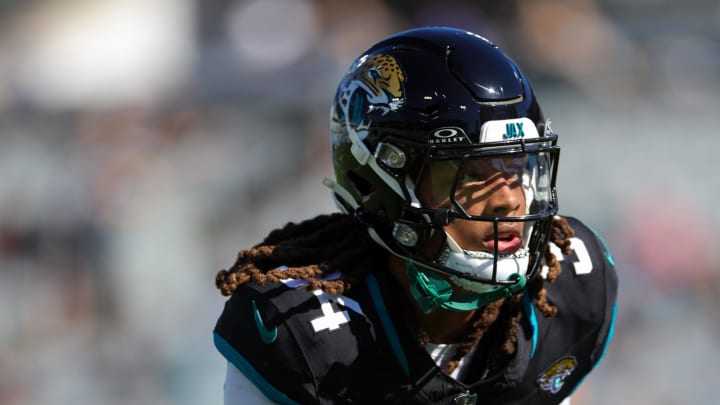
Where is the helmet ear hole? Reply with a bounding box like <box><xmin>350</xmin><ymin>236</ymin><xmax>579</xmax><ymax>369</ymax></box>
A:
<box><xmin>347</xmin><ymin>170</ymin><xmax>375</xmax><ymax>197</ymax></box>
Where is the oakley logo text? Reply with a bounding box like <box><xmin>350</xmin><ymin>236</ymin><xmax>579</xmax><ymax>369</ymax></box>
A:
<box><xmin>433</xmin><ymin>128</ymin><xmax>459</xmax><ymax>138</ymax></box>
<box><xmin>429</xmin><ymin>127</ymin><xmax>469</xmax><ymax>144</ymax></box>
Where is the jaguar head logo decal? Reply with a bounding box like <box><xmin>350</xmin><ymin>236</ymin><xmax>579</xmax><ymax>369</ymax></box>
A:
<box><xmin>331</xmin><ymin>54</ymin><xmax>406</xmax><ymax>145</ymax></box>
<box><xmin>537</xmin><ymin>356</ymin><xmax>577</xmax><ymax>395</ymax></box>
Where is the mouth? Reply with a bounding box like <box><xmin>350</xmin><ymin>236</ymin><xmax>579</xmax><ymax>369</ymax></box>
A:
<box><xmin>482</xmin><ymin>231</ymin><xmax>522</xmax><ymax>254</ymax></box>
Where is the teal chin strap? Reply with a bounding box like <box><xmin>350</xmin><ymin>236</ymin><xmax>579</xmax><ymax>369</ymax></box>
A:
<box><xmin>406</xmin><ymin>260</ymin><xmax>526</xmax><ymax>314</ymax></box>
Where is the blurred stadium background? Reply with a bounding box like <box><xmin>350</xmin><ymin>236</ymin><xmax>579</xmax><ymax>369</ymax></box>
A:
<box><xmin>0</xmin><ymin>0</ymin><xmax>719</xmax><ymax>404</ymax></box>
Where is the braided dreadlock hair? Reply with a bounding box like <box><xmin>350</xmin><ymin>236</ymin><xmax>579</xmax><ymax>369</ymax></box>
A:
<box><xmin>215</xmin><ymin>213</ymin><xmax>575</xmax><ymax>374</ymax></box>
<box><xmin>216</xmin><ymin>213</ymin><xmax>384</xmax><ymax>296</ymax></box>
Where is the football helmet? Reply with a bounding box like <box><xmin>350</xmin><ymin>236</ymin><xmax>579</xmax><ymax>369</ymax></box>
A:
<box><xmin>325</xmin><ymin>27</ymin><xmax>560</xmax><ymax>312</ymax></box>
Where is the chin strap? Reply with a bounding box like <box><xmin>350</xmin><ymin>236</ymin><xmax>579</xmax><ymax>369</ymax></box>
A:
<box><xmin>405</xmin><ymin>260</ymin><xmax>526</xmax><ymax>314</ymax></box>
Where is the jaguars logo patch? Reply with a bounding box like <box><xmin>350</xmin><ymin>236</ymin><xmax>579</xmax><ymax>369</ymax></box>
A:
<box><xmin>536</xmin><ymin>356</ymin><xmax>577</xmax><ymax>395</ymax></box>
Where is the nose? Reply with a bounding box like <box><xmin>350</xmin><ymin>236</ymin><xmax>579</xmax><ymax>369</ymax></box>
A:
<box><xmin>482</xmin><ymin>178</ymin><xmax>523</xmax><ymax>217</ymax></box>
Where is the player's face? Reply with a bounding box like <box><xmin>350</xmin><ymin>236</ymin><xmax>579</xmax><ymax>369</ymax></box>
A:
<box><xmin>418</xmin><ymin>156</ymin><xmax>527</xmax><ymax>254</ymax></box>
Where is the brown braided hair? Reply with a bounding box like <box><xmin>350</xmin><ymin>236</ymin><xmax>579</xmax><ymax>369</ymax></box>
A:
<box><xmin>215</xmin><ymin>214</ymin><xmax>575</xmax><ymax>374</ymax></box>
<box><xmin>216</xmin><ymin>213</ymin><xmax>384</xmax><ymax>296</ymax></box>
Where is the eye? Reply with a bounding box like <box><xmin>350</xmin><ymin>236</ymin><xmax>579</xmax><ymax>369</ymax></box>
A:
<box><xmin>420</xmin><ymin>160</ymin><xmax>459</xmax><ymax>207</ymax></box>
<box><xmin>504</xmin><ymin>157</ymin><xmax>526</xmax><ymax>174</ymax></box>
<box><xmin>461</xmin><ymin>161</ymin><xmax>494</xmax><ymax>183</ymax></box>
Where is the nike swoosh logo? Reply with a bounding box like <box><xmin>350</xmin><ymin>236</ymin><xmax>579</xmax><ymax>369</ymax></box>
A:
<box><xmin>252</xmin><ymin>300</ymin><xmax>277</xmax><ymax>344</ymax></box>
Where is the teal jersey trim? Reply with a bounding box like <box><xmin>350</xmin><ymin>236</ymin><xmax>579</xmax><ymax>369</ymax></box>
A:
<box><xmin>521</xmin><ymin>291</ymin><xmax>538</xmax><ymax>358</ymax></box>
<box><xmin>589</xmin><ymin>227</ymin><xmax>616</xmax><ymax>267</ymax></box>
<box><xmin>366</xmin><ymin>273</ymin><xmax>410</xmax><ymax>377</ymax></box>
<box><xmin>568</xmin><ymin>301</ymin><xmax>618</xmax><ymax>397</ymax></box>
<box><xmin>595</xmin><ymin>302</ymin><xmax>618</xmax><ymax>363</ymax></box>
<box><xmin>213</xmin><ymin>332</ymin><xmax>300</xmax><ymax>405</ymax></box>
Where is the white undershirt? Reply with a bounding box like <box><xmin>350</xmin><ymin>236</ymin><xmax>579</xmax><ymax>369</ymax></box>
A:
<box><xmin>425</xmin><ymin>342</ymin><xmax>470</xmax><ymax>379</ymax></box>
<box><xmin>223</xmin><ymin>362</ymin><xmax>274</xmax><ymax>405</ymax></box>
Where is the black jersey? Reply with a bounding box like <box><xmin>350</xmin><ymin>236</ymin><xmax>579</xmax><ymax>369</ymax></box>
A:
<box><xmin>214</xmin><ymin>217</ymin><xmax>618</xmax><ymax>404</ymax></box>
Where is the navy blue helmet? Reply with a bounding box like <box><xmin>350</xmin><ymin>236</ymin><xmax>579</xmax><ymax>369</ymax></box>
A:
<box><xmin>325</xmin><ymin>27</ymin><xmax>560</xmax><ymax>311</ymax></box>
